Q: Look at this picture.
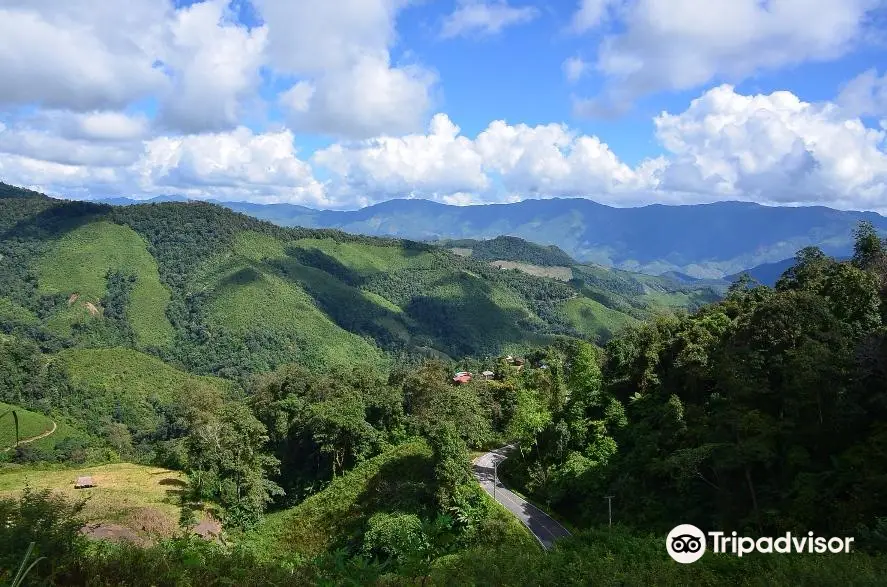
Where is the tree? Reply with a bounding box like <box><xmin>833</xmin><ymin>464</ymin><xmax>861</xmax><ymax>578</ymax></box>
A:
<box><xmin>184</xmin><ymin>401</ymin><xmax>282</xmax><ymax>528</ymax></box>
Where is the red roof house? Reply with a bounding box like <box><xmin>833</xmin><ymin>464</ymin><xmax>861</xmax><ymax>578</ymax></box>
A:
<box><xmin>453</xmin><ymin>371</ymin><xmax>472</xmax><ymax>384</ymax></box>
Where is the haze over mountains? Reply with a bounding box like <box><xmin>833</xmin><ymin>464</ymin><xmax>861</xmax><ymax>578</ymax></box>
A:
<box><xmin>99</xmin><ymin>195</ymin><xmax>887</xmax><ymax>280</ymax></box>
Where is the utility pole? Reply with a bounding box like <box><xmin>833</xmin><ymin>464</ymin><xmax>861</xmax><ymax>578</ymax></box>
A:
<box><xmin>604</xmin><ymin>495</ymin><xmax>614</xmax><ymax>527</ymax></box>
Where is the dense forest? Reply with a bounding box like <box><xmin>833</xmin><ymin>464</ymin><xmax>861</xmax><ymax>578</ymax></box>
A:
<box><xmin>1</xmin><ymin>184</ymin><xmax>886</xmax><ymax>585</ymax></box>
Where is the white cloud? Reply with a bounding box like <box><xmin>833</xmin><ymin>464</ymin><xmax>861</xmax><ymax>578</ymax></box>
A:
<box><xmin>0</xmin><ymin>1</ymin><xmax>268</xmax><ymax>134</ymax></box>
<box><xmin>135</xmin><ymin>127</ymin><xmax>328</xmax><ymax>205</ymax></box>
<box><xmin>440</xmin><ymin>0</ymin><xmax>539</xmax><ymax>39</ymax></box>
<box><xmin>563</xmin><ymin>56</ymin><xmax>588</xmax><ymax>84</ymax></box>
<box><xmin>281</xmin><ymin>55</ymin><xmax>437</xmax><ymax>140</ymax></box>
<box><xmin>314</xmin><ymin>112</ymin><xmax>653</xmax><ymax>206</ymax></box>
<box><xmin>838</xmin><ymin>69</ymin><xmax>887</xmax><ymax>118</ymax></box>
<box><xmin>254</xmin><ymin>0</ymin><xmax>437</xmax><ymax>138</ymax></box>
<box><xmin>314</xmin><ymin>114</ymin><xmax>489</xmax><ymax>206</ymax></box>
<box><xmin>75</xmin><ymin>112</ymin><xmax>150</xmax><ymax>142</ymax></box>
<box><xmin>572</xmin><ymin>0</ymin><xmax>882</xmax><ymax>114</ymax></box>
<box><xmin>0</xmin><ymin>1</ymin><xmax>170</xmax><ymax>111</ymax></box>
<box><xmin>157</xmin><ymin>0</ymin><xmax>267</xmax><ymax>133</ymax></box>
<box><xmin>653</xmin><ymin>84</ymin><xmax>887</xmax><ymax>211</ymax></box>
<box><xmin>570</xmin><ymin>0</ymin><xmax>624</xmax><ymax>33</ymax></box>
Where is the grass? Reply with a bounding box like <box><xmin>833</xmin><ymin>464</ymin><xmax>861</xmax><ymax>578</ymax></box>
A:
<box><xmin>56</xmin><ymin>347</ymin><xmax>234</xmax><ymax>436</ymax></box>
<box><xmin>208</xmin><ymin>264</ymin><xmax>385</xmax><ymax>369</ymax></box>
<box><xmin>0</xmin><ymin>402</ymin><xmax>54</xmax><ymax>449</ymax></box>
<box><xmin>36</xmin><ymin>221</ymin><xmax>174</xmax><ymax>348</ymax></box>
<box><xmin>192</xmin><ymin>231</ymin><xmax>389</xmax><ymax>370</ymax></box>
<box><xmin>292</xmin><ymin>238</ymin><xmax>435</xmax><ymax>275</ymax></box>
<box><xmin>244</xmin><ymin>440</ymin><xmax>434</xmax><ymax>560</ymax></box>
<box><xmin>559</xmin><ymin>297</ymin><xmax>640</xmax><ymax>342</ymax></box>
<box><xmin>57</xmin><ymin>347</ymin><xmax>233</xmax><ymax>403</ymax></box>
<box><xmin>0</xmin><ymin>462</ymin><xmax>187</xmax><ymax>541</ymax></box>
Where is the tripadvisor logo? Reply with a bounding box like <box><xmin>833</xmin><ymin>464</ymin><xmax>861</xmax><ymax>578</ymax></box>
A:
<box><xmin>666</xmin><ymin>524</ymin><xmax>855</xmax><ymax>563</ymax></box>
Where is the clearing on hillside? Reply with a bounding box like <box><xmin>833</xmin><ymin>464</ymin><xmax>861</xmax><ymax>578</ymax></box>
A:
<box><xmin>490</xmin><ymin>261</ymin><xmax>573</xmax><ymax>281</ymax></box>
<box><xmin>36</xmin><ymin>221</ymin><xmax>174</xmax><ymax>348</ymax></box>
<box><xmin>0</xmin><ymin>463</ymin><xmax>192</xmax><ymax>543</ymax></box>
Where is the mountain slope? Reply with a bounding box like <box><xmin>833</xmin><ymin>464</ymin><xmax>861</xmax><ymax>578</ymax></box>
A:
<box><xmin>214</xmin><ymin>197</ymin><xmax>887</xmax><ymax>279</ymax></box>
<box><xmin>1</xmin><ymin>185</ymin><xmax>725</xmax><ymax>379</ymax></box>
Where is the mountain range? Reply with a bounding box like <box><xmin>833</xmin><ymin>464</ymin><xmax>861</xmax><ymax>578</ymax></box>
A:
<box><xmin>95</xmin><ymin>195</ymin><xmax>887</xmax><ymax>280</ymax></box>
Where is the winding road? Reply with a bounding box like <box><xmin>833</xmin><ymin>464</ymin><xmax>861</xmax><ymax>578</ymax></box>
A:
<box><xmin>472</xmin><ymin>445</ymin><xmax>572</xmax><ymax>550</ymax></box>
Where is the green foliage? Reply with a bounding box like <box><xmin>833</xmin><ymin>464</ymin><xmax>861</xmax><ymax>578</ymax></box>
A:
<box><xmin>251</xmin><ymin>363</ymin><xmax>407</xmax><ymax>501</ymax></box>
<box><xmin>36</xmin><ymin>221</ymin><xmax>174</xmax><ymax>348</ymax></box>
<box><xmin>442</xmin><ymin>236</ymin><xmax>576</xmax><ymax>266</ymax></box>
<box><xmin>243</xmin><ymin>440</ymin><xmax>435</xmax><ymax>559</ymax></box>
<box><xmin>0</xmin><ymin>402</ymin><xmax>54</xmax><ymax>449</ymax></box>
<box><xmin>183</xmin><ymin>399</ymin><xmax>282</xmax><ymax>529</ymax></box>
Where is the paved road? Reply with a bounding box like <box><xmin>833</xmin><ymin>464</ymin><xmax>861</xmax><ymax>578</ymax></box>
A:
<box><xmin>472</xmin><ymin>445</ymin><xmax>571</xmax><ymax>550</ymax></box>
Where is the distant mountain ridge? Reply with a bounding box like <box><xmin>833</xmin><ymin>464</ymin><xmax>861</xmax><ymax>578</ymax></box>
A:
<box><xmin>93</xmin><ymin>194</ymin><xmax>887</xmax><ymax>279</ymax></box>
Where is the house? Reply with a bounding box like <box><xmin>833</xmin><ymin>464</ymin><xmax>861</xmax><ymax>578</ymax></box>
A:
<box><xmin>74</xmin><ymin>476</ymin><xmax>96</xmax><ymax>489</ymax></box>
<box><xmin>453</xmin><ymin>371</ymin><xmax>472</xmax><ymax>384</ymax></box>
<box><xmin>481</xmin><ymin>371</ymin><xmax>494</xmax><ymax>380</ymax></box>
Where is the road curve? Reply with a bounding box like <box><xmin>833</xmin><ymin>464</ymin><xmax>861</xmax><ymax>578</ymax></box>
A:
<box><xmin>472</xmin><ymin>445</ymin><xmax>571</xmax><ymax>550</ymax></box>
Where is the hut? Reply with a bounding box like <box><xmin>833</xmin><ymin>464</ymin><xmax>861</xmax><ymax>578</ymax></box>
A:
<box><xmin>481</xmin><ymin>371</ymin><xmax>495</xmax><ymax>380</ymax></box>
<box><xmin>74</xmin><ymin>476</ymin><xmax>96</xmax><ymax>489</ymax></box>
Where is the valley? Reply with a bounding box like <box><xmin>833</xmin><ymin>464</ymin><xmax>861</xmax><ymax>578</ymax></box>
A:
<box><xmin>2</xmin><ymin>183</ymin><xmax>887</xmax><ymax>585</ymax></box>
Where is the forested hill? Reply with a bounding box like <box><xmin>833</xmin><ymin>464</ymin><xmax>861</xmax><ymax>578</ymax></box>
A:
<box><xmin>0</xmin><ymin>184</ymin><xmax>722</xmax><ymax>382</ymax></box>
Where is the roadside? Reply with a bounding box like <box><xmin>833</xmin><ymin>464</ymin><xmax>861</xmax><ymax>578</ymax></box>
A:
<box><xmin>472</xmin><ymin>445</ymin><xmax>571</xmax><ymax>550</ymax></box>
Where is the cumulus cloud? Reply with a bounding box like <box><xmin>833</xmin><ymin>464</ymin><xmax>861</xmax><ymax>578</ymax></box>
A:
<box><xmin>255</xmin><ymin>0</ymin><xmax>436</xmax><ymax>138</ymax></box>
<box><xmin>314</xmin><ymin>112</ymin><xmax>654</xmax><ymax>206</ymax></box>
<box><xmin>440</xmin><ymin>0</ymin><xmax>539</xmax><ymax>39</ymax></box>
<box><xmin>280</xmin><ymin>55</ymin><xmax>438</xmax><ymax>139</ymax></box>
<box><xmin>572</xmin><ymin>0</ymin><xmax>882</xmax><ymax>115</ymax></box>
<box><xmin>0</xmin><ymin>1</ymin><xmax>170</xmax><ymax>111</ymax></box>
<box><xmin>157</xmin><ymin>0</ymin><xmax>267</xmax><ymax>133</ymax></box>
<box><xmin>0</xmin><ymin>0</ymin><xmax>268</xmax><ymax>134</ymax></box>
<box><xmin>654</xmin><ymin>84</ymin><xmax>887</xmax><ymax>211</ymax></box>
<box><xmin>135</xmin><ymin>127</ymin><xmax>328</xmax><ymax>205</ymax></box>
<box><xmin>0</xmin><ymin>122</ymin><xmax>328</xmax><ymax>206</ymax></box>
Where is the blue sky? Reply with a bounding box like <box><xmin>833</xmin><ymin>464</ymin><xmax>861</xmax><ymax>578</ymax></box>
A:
<box><xmin>1</xmin><ymin>1</ymin><xmax>887</xmax><ymax>212</ymax></box>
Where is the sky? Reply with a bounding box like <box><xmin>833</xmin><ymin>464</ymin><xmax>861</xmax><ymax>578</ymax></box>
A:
<box><xmin>1</xmin><ymin>1</ymin><xmax>887</xmax><ymax>212</ymax></box>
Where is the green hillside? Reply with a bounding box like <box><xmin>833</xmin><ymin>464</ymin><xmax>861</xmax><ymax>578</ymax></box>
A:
<box><xmin>58</xmin><ymin>347</ymin><xmax>232</xmax><ymax>401</ymax></box>
<box><xmin>0</xmin><ymin>401</ymin><xmax>54</xmax><ymax>449</ymax></box>
<box><xmin>57</xmin><ymin>347</ymin><xmax>233</xmax><ymax>439</ymax></box>
<box><xmin>36</xmin><ymin>221</ymin><xmax>174</xmax><ymax>348</ymax></box>
<box><xmin>0</xmin><ymin>186</ymin><xmax>726</xmax><ymax>370</ymax></box>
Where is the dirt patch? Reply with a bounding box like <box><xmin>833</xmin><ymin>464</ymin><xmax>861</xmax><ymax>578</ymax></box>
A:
<box><xmin>85</xmin><ymin>302</ymin><xmax>100</xmax><ymax>316</ymax></box>
<box><xmin>80</xmin><ymin>523</ymin><xmax>149</xmax><ymax>547</ymax></box>
<box><xmin>124</xmin><ymin>507</ymin><xmax>179</xmax><ymax>538</ymax></box>
<box><xmin>67</xmin><ymin>293</ymin><xmax>80</xmax><ymax>306</ymax></box>
<box><xmin>192</xmin><ymin>513</ymin><xmax>223</xmax><ymax>541</ymax></box>
<box><xmin>449</xmin><ymin>248</ymin><xmax>473</xmax><ymax>257</ymax></box>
